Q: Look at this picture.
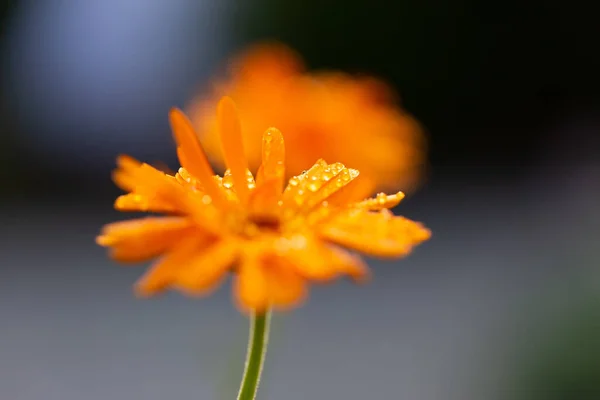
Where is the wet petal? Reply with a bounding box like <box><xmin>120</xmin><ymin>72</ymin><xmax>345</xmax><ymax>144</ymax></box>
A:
<box><xmin>134</xmin><ymin>237</ymin><xmax>210</xmax><ymax>296</ymax></box>
<box><xmin>257</xmin><ymin>127</ymin><xmax>285</xmax><ymax>197</ymax></box>
<box><xmin>274</xmin><ymin>234</ymin><xmax>369</xmax><ymax>282</ymax></box>
<box><xmin>169</xmin><ymin>108</ymin><xmax>228</xmax><ymax>208</ymax></box>
<box><xmin>174</xmin><ymin>239</ymin><xmax>239</xmax><ymax>295</ymax></box>
<box><xmin>281</xmin><ymin>160</ymin><xmax>359</xmax><ymax>217</ymax></box>
<box><xmin>234</xmin><ymin>250</ymin><xmax>306</xmax><ymax>312</ymax></box>
<box><xmin>318</xmin><ymin>209</ymin><xmax>430</xmax><ymax>257</ymax></box>
<box><xmin>351</xmin><ymin>191</ymin><xmax>405</xmax><ymax>211</ymax></box>
<box><xmin>217</xmin><ymin>96</ymin><xmax>250</xmax><ymax>204</ymax></box>
<box><xmin>235</xmin><ymin>252</ymin><xmax>268</xmax><ymax>312</ymax></box>
<box><xmin>97</xmin><ymin>217</ymin><xmax>194</xmax><ymax>262</ymax></box>
<box><xmin>114</xmin><ymin>193</ymin><xmax>178</xmax><ymax>214</ymax></box>
<box><xmin>263</xmin><ymin>257</ymin><xmax>306</xmax><ymax>308</ymax></box>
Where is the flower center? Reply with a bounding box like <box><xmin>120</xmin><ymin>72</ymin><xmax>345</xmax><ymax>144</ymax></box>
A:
<box><xmin>226</xmin><ymin>212</ymin><xmax>283</xmax><ymax>239</ymax></box>
<box><xmin>248</xmin><ymin>214</ymin><xmax>281</xmax><ymax>232</ymax></box>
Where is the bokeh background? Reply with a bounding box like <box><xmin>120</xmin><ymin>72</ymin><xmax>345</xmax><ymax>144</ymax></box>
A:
<box><xmin>1</xmin><ymin>1</ymin><xmax>599</xmax><ymax>399</ymax></box>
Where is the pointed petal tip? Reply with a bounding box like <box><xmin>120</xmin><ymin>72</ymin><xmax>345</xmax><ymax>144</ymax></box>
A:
<box><xmin>169</xmin><ymin>107</ymin><xmax>184</xmax><ymax>117</ymax></box>
<box><xmin>265</xmin><ymin>126</ymin><xmax>283</xmax><ymax>136</ymax></box>
<box><xmin>95</xmin><ymin>235</ymin><xmax>111</xmax><ymax>246</ymax></box>
<box><xmin>217</xmin><ymin>95</ymin><xmax>237</xmax><ymax>110</ymax></box>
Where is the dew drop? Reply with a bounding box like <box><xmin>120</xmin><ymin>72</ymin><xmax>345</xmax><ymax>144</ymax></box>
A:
<box><xmin>201</xmin><ymin>195</ymin><xmax>212</xmax><ymax>205</ymax></box>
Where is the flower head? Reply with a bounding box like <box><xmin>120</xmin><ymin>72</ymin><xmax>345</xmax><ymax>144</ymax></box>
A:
<box><xmin>188</xmin><ymin>42</ymin><xmax>426</xmax><ymax>192</ymax></box>
<box><xmin>97</xmin><ymin>96</ymin><xmax>430</xmax><ymax>312</ymax></box>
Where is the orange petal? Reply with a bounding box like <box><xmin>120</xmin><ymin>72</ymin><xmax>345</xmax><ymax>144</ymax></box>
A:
<box><xmin>111</xmin><ymin>155</ymin><xmax>144</xmax><ymax>192</ymax></box>
<box><xmin>169</xmin><ymin>108</ymin><xmax>228</xmax><ymax>209</ymax></box>
<box><xmin>281</xmin><ymin>160</ymin><xmax>359</xmax><ymax>215</ymax></box>
<box><xmin>264</xmin><ymin>257</ymin><xmax>306</xmax><ymax>309</ymax></box>
<box><xmin>274</xmin><ymin>234</ymin><xmax>369</xmax><ymax>282</ymax></box>
<box><xmin>318</xmin><ymin>209</ymin><xmax>431</xmax><ymax>258</ymax></box>
<box><xmin>217</xmin><ymin>96</ymin><xmax>250</xmax><ymax>204</ymax></box>
<box><xmin>174</xmin><ymin>239</ymin><xmax>239</xmax><ymax>296</ymax></box>
<box><xmin>234</xmin><ymin>252</ymin><xmax>268</xmax><ymax>312</ymax></box>
<box><xmin>97</xmin><ymin>217</ymin><xmax>196</xmax><ymax>263</ymax></box>
<box><xmin>112</xmin><ymin>157</ymin><xmax>191</xmax><ymax>212</ymax></box>
<box><xmin>350</xmin><ymin>191</ymin><xmax>405</xmax><ymax>211</ymax></box>
<box><xmin>259</xmin><ymin>127</ymin><xmax>285</xmax><ymax>195</ymax></box>
<box><xmin>247</xmin><ymin>178</ymin><xmax>283</xmax><ymax>217</ymax></box>
<box><xmin>134</xmin><ymin>237</ymin><xmax>211</xmax><ymax>296</ymax></box>
<box><xmin>234</xmin><ymin>251</ymin><xmax>306</xmax><ymax>313</ymax></box>
<box><xmin>326</xmin><ymin>174</ymin><xmax>377</xmax><ymax>207</ymax></box>
<box><xmin>114</xmin><ymin>193</ymin><xmax>178</xmax><ymax>214</ymax></box>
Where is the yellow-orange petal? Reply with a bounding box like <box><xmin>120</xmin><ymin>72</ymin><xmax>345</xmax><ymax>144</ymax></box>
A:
<box><xmin>112</xmin><ymin>155</ymin><xmax>143</xmax><ymax>192</ymax></box>
<box><xmin>264</xmin><ymin>257</ymin><xmax>307</xmax><ymax>309</ymax></box>
<box><xmin>235</xmin><ymin>252</ymin><xmax>268</xmax><ymax>311</ymax></box>
<box><xmin>97</xmin><ymin>217</ymin><xmax>195</xmax><ymax>262</ymax></box>
<box><xmin>134</xmin><ymin>237</ymin><xmax>211</xmax><ymax>296</ymax></box>
<box><xmin>281</xmin><ymin>159</ymin><xmax>359</xmax><ymax>215</ymax></box>
<box><xmin>97</xmin><ymin>217</ymin><xmax>191</xmax><ymax>244</ymax></box>
<box><xmin>325</xmin><ymin>174</ymin><xmax>376</xmax><ymax>206</ymax></box>
<box><xmin>258</xmin><ymin>127</ymin><xmax>285</xmax><ymax>195</ymax></box>
<box><xmin>112</xmin><ymin>159</ymin><xmax>191</xmax><ymax>213</ymax></box>
<box><xmin>318</xmin><ymin>209</ymin><xmax>431</xmax><ymax>258</ymax></box>
<box><xmin>114</xmin><ymin>193</ymin><xmax>178</xmax><ymax>214</ymax></box>
<box><xmin>169</xmin><ymin>108</ymin><xmax>228</xmax><ymax>208</ymax></box>
<box><xmin>217</xmin><ymin>96</ymin><xmax>250</xmax><ymax>204</ymax></box>
<box><xmin>174</xmin><ymin>239</ymin><xmax>239</xmax><ymax>295</ymax></box>
<box><xmin>235</xmin><ymin>251</ymin><xmax>306</xmax><ymax>312</ymax></box>
<box><xmin>247</xmin><ymin>177</ymin><xmax>283</xmax><ymax>218</ymax></box>
<box><xmin>274</xmin><ymin>234</ymin><xmax>368</xmax><ymax>282</ymax></box>
<box><xmin>351</xmin><ymin>191</ymin><xmax>405</xmax><ymax>211</ymax></box>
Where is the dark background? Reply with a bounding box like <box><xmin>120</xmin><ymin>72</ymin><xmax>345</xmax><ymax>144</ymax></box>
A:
<box><xmin>1</xmin><ymin>1</ymin><xmax>598</xmax><ymax>399</ymax></box>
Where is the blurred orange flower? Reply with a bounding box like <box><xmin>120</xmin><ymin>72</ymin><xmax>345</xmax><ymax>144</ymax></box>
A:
<box><xmin>188</xmin><ymin>42</ymin><xmax>426</xmax><ymax>193</ymax></box>
<box><xmin>97</xmin><ymin>97</ymin><xmax>430</xmax><ymax>312</ymax></box>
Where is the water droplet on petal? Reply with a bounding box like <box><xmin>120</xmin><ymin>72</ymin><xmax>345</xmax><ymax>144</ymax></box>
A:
<box><xmin>202</xmin><ymin>195</ymin><xmax>212</xmax><ymax>205</ymax></box>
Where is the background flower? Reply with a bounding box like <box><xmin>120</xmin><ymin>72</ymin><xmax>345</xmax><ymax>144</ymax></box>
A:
<box><xmin>188</xmin><ymin>42</ymin><xmax>426</xmax><ymax>192</ymax></box>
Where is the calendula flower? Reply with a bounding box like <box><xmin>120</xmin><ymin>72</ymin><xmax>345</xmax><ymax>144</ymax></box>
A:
<box><xmin>97</xmin><ymin>97</ymin><xmax>430</xmax><ymax>312</ymax></box>
<box><xmin>188</xmin><ymin>42</ymin><xmax>425</xmax><ymax>192</ymax></box>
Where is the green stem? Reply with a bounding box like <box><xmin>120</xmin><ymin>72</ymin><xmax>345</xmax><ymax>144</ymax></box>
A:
<box><xmin>236</xmin><ymin>309</ymin><xmax>271</xmax><ymax>400</ymax></box>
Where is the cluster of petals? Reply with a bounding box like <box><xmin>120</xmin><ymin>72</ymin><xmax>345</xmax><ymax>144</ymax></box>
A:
<box><xmin>97</xmin><ymin>97</ymin><xmax>430</xmax><ymax>312</ymax></box>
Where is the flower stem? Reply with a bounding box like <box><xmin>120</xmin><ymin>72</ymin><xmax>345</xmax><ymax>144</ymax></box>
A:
<box><xmin>236</xmin><ymin>309</ymin><xmax>271</xmax><ymax>400</ymax></box>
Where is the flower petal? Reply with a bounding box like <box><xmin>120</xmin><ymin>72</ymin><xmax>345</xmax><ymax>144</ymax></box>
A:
<box><xmin>281</xmin><ymin>160</ymin><xmax>359</xmax><ymax>219</ymax></box>
<box><xmin>174</xmin><ymin>239</ymin><xmax>239</xmax><ymax>296</ymax></box>
<box><xmin>134</xmin><ymin>237</ymin><xmax>211</xmax><ymax>296</ymax></box>
<box><xmin>318</xmin><ymin>209</ymin><xmax>430</xmax><ymax>257</ymax></box>
<box><xmin>350</xmin><ymin>191</ymin><xmax>405</xmax><ymax>211</ymax></box>
<box><xmin>97</xmin><ymin>217</ymin><xmax>195</xmax><ymax>263</ymax></box>
<box><xmin>112</xmin><ymin>157</ymin><xmax>192</xmax><ymax>213</ymax></box>
<box><xmin>257</xmin><ymin>127</ymin><xmax>285</xmax><ymax>196</ymax></box>
<box><xmin>217</xmin><ymin>96</ymin><xmax>250</xmax><ymax>204</ymax></box>
<box><xmin>264</xmin><ymin>257</ymin><xmax>306</xmax><ymax>309</ymax></box>
<box><xmin>234</xmin><ymin>249</ymin><xmax>306</xmax><ymax>312</ymax></box>
<box><xmin>274</xmin><ymin>234</ymin><xmax>369</xmax><ymax>282</ymax></box>
<box><xmin>114</xmin><ymin>193</ymin><xmax>178</xmax><ymax>214</ymax></box>
<box><xmin>234</xmin><ymin>252</ymin><xmax>268</xmax><ymax>311</ymax></box>
<box><xmin>169</xmin><ymin>108</ymin><xmax>229</xmax><ymax>209</ymax></box>
<box><xmin>324</xmin><ymin>174</ymin><xmax>376</xmax><ymax>207</ymax></box>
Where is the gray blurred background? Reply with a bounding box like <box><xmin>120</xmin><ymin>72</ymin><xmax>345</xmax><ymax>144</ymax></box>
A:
<box><xmin>1</xmin><ymin>1</ymin><xmax>599</xmax><ymax>399</ymax></box>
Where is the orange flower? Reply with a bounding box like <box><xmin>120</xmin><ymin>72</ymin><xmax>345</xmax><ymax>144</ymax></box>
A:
<box><xmin>188</xmin><ymin>42</ymin><xmax>425</xmax><ymax>193</ymax></box>
<box><xmin>97</xmin><ymin>97</ymin><xmax>430</xmax><ymax>312</ymax></box>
